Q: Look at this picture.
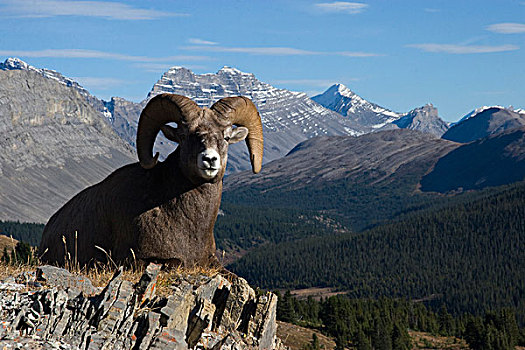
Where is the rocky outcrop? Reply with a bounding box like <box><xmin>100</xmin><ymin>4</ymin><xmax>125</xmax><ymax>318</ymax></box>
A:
<box><xmin>391</xmin><ymin>104</ymin><xmax>449</xmax><ymax>137</ymax></box>
<box><xmin>0</xmin><ymin>264</ymin><xmax>283</xmax><ymax>349</ymax></box>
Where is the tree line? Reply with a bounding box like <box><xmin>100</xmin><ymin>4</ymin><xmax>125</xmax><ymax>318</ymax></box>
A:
<box><xmin>276</xmin><ymin>292</ymin><xmax>525</xmax><ymax>350</ymax></box>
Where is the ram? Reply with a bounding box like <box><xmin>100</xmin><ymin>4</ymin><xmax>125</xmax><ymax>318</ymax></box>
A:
<box><xmin>39</xmin><ymin>94</ymin><xmax>263</xmax><ymax>267</ymax></box>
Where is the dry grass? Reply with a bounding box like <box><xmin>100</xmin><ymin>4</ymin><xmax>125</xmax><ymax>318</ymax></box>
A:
<box><xmin>409</xmin><ymin>330</ymin><xmax>469</xmax><ymax>350</ymax></box>
<box><xmin>0</xmin><ymin>234</ymin><xmax>18</xmax><ymax>255</ymax></box>
<box><xmin>0</xmin><ymin>255</ymin><xmax>223</xmax><ymax>298</ymax></box>
<box><xmin>289</xmin><ymin>287</ymin><xmax>347</xmax><ymax>301</ymax></box>
<box><xmin>277</xmin><ymin>321</ymin><xmax>336</xmax><ymax>350</ymax></box>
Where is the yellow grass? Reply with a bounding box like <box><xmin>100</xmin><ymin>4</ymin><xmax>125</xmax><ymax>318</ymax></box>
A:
<box><xmin>409</xmin><ymin>330</ymin><xmax>469</xmax><ymax>350</ymax></box>
<box><xmin>0</xmin><ymin>255</ymin><xmax>223</xmax><ymax>298</ymax></box>
<box><xmin>277</xmin><ymin>321</ymin><xmax>336</xmax><ymax>350</ymax></box>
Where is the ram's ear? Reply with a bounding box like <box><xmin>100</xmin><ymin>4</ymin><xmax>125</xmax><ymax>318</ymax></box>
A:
<box><xmin>160</xmin><ymin>125</ymin><xmax>181</xmax><ymax>143</ymax></box>
<box><xmin>228</xmin><ymin>127</ymin><xmax>248</xmax><ymax>144</ymax></box>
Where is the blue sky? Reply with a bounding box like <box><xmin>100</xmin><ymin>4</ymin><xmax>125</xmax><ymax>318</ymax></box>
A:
<box><xmin>0</xmin><ymin>0</ymin><xmax>524</xmax><ymax>121</ymax></box>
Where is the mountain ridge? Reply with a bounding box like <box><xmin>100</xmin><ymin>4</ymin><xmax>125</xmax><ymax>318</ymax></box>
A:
<box><xmin>313</xmin><ymin>83</ymin><xmax>450</xmax><ymax>136</ymax></box>
<box><xmin>442</xmin><ymin>106</ymin><xmax>525</xmax><ymax>143</ymax></box>
<box><xmin>0</xmin><ymin>64</ymin><xmax>135</xmax><ymax>223</ymax></box>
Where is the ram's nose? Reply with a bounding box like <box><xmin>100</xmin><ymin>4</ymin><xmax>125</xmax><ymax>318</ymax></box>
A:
<box><xmin>198</xmin><ymin>149</ymin><xmax>221</xmax><ymax>179</ymax></box>
<box><xmin>202</xmin><ymin>154</ymin><xmax>218</xmax><ymax>168</ymax></box>
<box><xmin>200</xmin><ymin>149</ymin><xmax>220</xmax><ymax>169</ymax></box>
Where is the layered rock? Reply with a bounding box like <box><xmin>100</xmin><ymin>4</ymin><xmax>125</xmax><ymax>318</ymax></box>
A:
<box><xmin>0</xmin><ymin>264</ymin><xmax>283</xmax><ymax>349</ymax></box>
<box><xmin>391</xmin><ymin>104</ymin><xmax>449</xmax><ymax>137</ymax></box>
<box><xmin>0</xmin><ymin>62</ymin><xmax>136</xmax><ymax>223</ymax></box>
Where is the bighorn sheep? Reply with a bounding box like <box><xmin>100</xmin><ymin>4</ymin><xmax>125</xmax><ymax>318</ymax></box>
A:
<box><xmin>39</xmin><ymin>94</ymin><xmax>263</xmax><ymax>267</ymax></box>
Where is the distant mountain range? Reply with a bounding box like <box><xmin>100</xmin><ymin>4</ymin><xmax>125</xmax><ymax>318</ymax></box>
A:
<box><xmin>143</xmin><ymin>66</ymin><xmax>364</xmax><ymax>173</ymax></box>
<box><xmin>312</xmin><ymin>83</ymin><xmax>400</xmax><ymax>129</ymax></box>
<box><xmin>1</xmin><ymin>57</ymin><xmax>524</xmax><ymax>224</ymax></box>
<box><xmin>312</xmin><ymin>84</ymin><xmax>449</xmax><ymax>137</ymax></box>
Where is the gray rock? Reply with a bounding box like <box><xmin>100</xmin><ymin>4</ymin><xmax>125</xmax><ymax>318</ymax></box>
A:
<box><xmin>0</xmin><ymin>264</ymin><xmax>285</xmax><ymax>349</ymax></box>
<box><xmin>391</xmin><ymin>104</ymin><xmax>449</xmax><ymax>137</ymax></box>
<box><xmin>36</xmin><ymin>265</ymin><xmax>97</xmax><ymax>295</ymax></box>
<box><xmin>0</xmin><ymin>61</ymin><xmax>136</xmax><ymax>223</ymax></box>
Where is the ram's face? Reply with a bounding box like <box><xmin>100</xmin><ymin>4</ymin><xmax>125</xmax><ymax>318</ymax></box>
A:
<box><xmin>161</xmin><ymin>109</ymin><xmax>248</xmax><ymax>182</ymax></box>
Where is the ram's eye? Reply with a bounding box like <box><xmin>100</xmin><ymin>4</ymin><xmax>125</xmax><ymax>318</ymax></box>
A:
<box><xmin>224</xmin><ymin>136</ymin><xmax>231</xmax><ymax>142</ymax></box>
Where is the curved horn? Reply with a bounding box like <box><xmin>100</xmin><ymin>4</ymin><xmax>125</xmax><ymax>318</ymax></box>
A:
<box><xmin>137</xmin><ymin>94</ymin><xmax>200</xmax><ymax>169</ymax></box>
<box><xmin>211</xmin><ymin>96</ymin><xmax>264</xmax><ymax>173</ymax></box>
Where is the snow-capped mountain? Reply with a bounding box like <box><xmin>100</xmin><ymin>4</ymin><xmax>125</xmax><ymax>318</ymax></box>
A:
<box><xmin>391</xmin><ymin>104</ymin><xmax>449</xmax><ymax>137</ymax></box>
<box><xmin>442</xmin><ymin>106</ymin><xmax>525</xmax><ymax>143</ymax></box>
<box><xmin>312</xmin><ymin>84</ymin><xmax>451</xmax><ymax>136</ymax></box>
<box><xmin>0</xmin><ymin>57</ymin><xmax>89</xmax><ymax>95</ymax></box>
<box><xmin>141</xmin><ymin>66</ymin><xmax>365</xmax><ymax>173</ymax></box>
<box><xmin>454</xmin><ymin>105</ymin><xmax>507</xmax><ymax>126</ymax></box>
<box><xmin>456</xmin><ymin>105</ymin><xmax>525</xmax><ymax>125</ymax></box>
<box><xmin>312</xmin><ymin>83</ymin><xmax>401</xmax><ymax>130</ymax></box>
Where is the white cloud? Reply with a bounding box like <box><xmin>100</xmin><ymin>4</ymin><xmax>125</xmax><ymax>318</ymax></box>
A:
<box><xmin>0</xmin><ymin>0</ymin><xmax>187</xmax><ymax>20</ymax></box>
<box><xmin>0</xmin><ymin>49</ymin><xmax>209</xmax><ymax>62</ymax></box>
<box><xmin>71</xmin><ymin>77</ymin><xmax>127</xmax><ymax>90</ymax></box>
<box><xmin>183</xmin><ymin>45</ymin><xmax>319</xmax><ymax>55</ymax></box>
<box><xmin>338</xmin><ymin>51</ymin><xmax>383</xmax><ymax>57</ymax></box>
<box><xmin>424</xmin><ymin>8</ymin><xmax>441</xmax><ymax>13</ymax></box>
<box><xmin>188</xmin><ymin>38</ymin><xmax>218</xmax><ymax>45</ymax></box>
<box><xmin>314</xmin><ymin>2</ymin><xmax>368</xmax><ymax>14</ymax></box>
<box><xmin>486</xmin><ymin>23</ymin><xmax>525</xmax><ymax>34</ymax></box>
<box><xmin>407</xmin><ymin>43</ymin><xmax>519</xmax><ymax>54</ymax></box>
<box><xmin>183</xmin><ymin>45</ymin><xmax>380</xmax><ymax>57</ymax></box>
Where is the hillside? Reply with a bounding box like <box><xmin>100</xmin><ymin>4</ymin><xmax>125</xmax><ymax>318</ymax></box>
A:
<box><xmin>229</xmin><ymin>180</ymin><xmax>525</xmax><ymax>324</ymax></box>
<box><xmin>422</xmin><ymin>126</ymin><xmax>525</xmax><ymax>192</ymax></box>
<box><xmin>222</xmin><ymin>129</ymin><xmax>458</xmax><ymax>231</ymax></box>
<box><xmin>442</xmin><ymin>106</ymin><xmax>525</xmax><ymax>143</ymax></box>
<box><xmin>0</xmin><ymin>64</ymin><xmax>135</xmax><ymax>223</ymax></box>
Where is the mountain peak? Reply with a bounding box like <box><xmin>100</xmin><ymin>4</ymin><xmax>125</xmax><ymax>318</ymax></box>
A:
<box><xmin>333</xmin><ymin>83</ymin><xmax>355</xmax><ymax>98</ymax></box>
<box><xmin>458</xmin><ymin>105</ymin><xmax>504</xmax><ymax>123</ymax></box>
<box><xmin>1</xmin><ymin>57</ymin><xmax>34</xmax><ymax>71</ymax></box>
<box><xmin>392</xmin><ymin>104</ymin><xmax>448</xmax><ymax>137</ymax></box>
<box><xmin>217</xmin><ymin>66</ymin><xmax>253</xmax><ymax>76</ymax></box>
<box><xmin>1</xmin><ymin>57</ymin><xmax>90</xmax><ymax>96</ymax></box>
<box><xmin>313</xmin><ymin>84</ymin><xmax>400</xmax><ymax>129</ymax></box>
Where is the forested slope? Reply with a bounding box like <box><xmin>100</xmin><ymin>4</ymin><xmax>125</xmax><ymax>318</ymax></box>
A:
<box><xmin>230</xmin><ymin>181</ymin><xmax>525</xmax><ymax>323</ymax></box>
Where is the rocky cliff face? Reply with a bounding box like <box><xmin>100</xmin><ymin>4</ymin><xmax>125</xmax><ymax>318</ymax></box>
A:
<box><xmin>0</xmin><ymin>63</ymin><xmax>135</xmax><ymax>223</ymax></box>
<box><xmin>0</xmin><ymin>264</ymin><xmax>283</xmax><ymax>349</ymax></box>
<box><xmin>391</xmin><ymin>104</ymin><xmax>449</xmax><ymax>137</ymax></box>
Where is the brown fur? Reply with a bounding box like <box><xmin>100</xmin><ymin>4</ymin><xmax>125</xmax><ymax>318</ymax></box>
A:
<box><xmin>39</xmin><ymin>102</ymin><xmax>256</xmax><ymax>268</ymax></box>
